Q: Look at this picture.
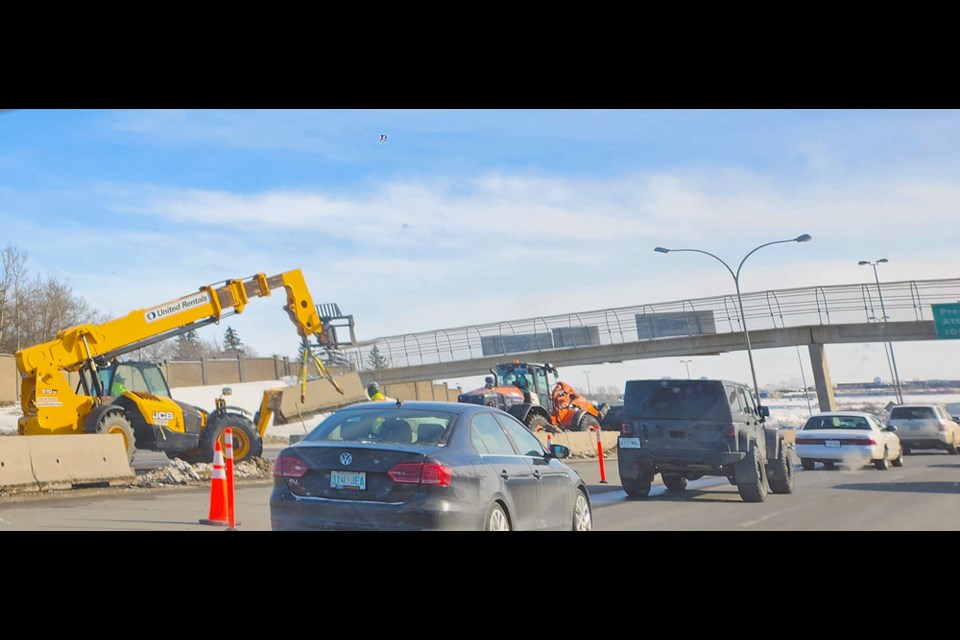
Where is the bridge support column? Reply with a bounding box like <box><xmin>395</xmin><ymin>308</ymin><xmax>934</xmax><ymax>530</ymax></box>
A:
<box><xmin>808</xmin><ymin>343</ymin><xmax>837</xmax><ymax>412</ymax></box>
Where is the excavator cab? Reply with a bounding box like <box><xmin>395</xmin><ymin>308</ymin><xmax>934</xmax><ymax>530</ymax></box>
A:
<box><xmin>493</xmin><ymin>362</ymin><xmax>552</xmax><ymax>410</ymax></box>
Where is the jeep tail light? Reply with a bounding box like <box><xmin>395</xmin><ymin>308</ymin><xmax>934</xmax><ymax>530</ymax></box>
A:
<box><xmin>388</xmin><ymin>462</ymin><xmax>453</xmax><ymax>487</ymax></box>
<box><xmin>723</xmin><ymin>424</ymin><xmax>735</xmax><ymax>437</ymax></box>
<box><xmin>938</xmin><ymin>421</ymin><xmax>947</xmax><ymax>432</ymax></box>
<box><xmin>620</xmin><ymin>422</ymin><xmax>634</xmax><ymax>436</ymax></box>
<box><xmin>273</xmin><ymin>452</ymin><xmax>308</xmax><ymax>478</ymax></box>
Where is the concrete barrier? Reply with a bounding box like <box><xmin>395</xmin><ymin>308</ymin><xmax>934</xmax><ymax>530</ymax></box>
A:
<box><xmin>0</xmin><ymin>434</ymin><xmax>136</xmax><ymax>494</ymax></box>
<box><xmin>535</xmin><ymin>430</ymin><xmax>618</xmax><ymax>458</ymax></box>
<box><xmin>275</xmin><ymin>373</ymin><xmax>369</xmax><ymax>425</ymax></box>
<box><xmin>0</xmin><ymin>437</ymin><xmax>39</xmax><ymax>492</ymax></box>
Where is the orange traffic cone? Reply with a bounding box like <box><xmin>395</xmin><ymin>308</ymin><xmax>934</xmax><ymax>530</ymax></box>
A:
<box><xmin>199</xmin><ymin>440</ymin><xmax>229</xmax><ymax>526</ymax></box>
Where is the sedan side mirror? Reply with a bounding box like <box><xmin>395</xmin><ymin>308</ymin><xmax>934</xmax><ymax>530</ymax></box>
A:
<box><xmin>548</xmin><ymin>443</ymin><xmax>571</xmax><ymax>459</ymax></box>
<box><xmin>885</xmin><ymin>424</ymin><xmax>898</xmax><ymax>433</ymax></box>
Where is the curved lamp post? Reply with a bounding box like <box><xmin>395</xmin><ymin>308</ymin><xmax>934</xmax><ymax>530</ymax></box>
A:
<box><xmin>858</xmin><ymin>258</ymin><xmax>904</xmax><ymax>404</ymax></box>
<box><xmin>655</xmin><ymin>234</ymin><xmax>812</xmax><ymax>407</ymax></box>
<box><xmin>681</xmin><ymin>359</ymin><xmax>692</xmax><ymax>379</ymax></box>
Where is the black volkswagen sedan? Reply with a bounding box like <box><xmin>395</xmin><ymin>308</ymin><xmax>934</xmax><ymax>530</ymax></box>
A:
<box><xmin>270</xmin><ymin>400</ymin><xmax>592</xmax><ymax>531</ymax></box>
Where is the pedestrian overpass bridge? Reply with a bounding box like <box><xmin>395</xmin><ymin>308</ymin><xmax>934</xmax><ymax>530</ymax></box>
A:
<box><xmin>340</xmin><ymin>277</ymin><xmax>960</xmax><ymax>411</ymax></box>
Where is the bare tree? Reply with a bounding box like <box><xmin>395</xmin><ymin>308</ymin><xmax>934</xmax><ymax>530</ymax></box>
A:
<box><xmin>173</xmin><ymin>329</ymin><xmax>206</xmax><ymax>361</ymax></box>
<box><xmin>130</xmin><ymin>340</ymin><xmax>175</xmax><ymax>364</ymax></box>
<box><xmin>12</xmin><ymin>273</ymin><xmax>105</xmax><ymax>349</ymax></box>
<box><xmin>0</xmin><ymin>244</ymin><xmax>28</xmax><ymax>352</ymax></box>
<box><xmin>0</xmin><ymin>245</ymin><xmax>106</xmax><ymax>354</ymax></box>
<box><xmin>592</xmin><ymin>385</ymin><xmax>623</xmax><ymax>405</ymax></box>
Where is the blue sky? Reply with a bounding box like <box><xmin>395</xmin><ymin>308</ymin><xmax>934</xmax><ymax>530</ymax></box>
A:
<box><xmin>2</xmin><ymin>109</ymin><xmax>960</xmax><ymax>393</ymax></box>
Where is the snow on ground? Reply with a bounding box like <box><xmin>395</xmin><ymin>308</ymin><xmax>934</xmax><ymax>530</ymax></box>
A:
<box><xmin>167</xmin><ymin>379</ymin><xmax>330</xmax><ymax>443</ymax></box>
<box><xmin>760</xmin><ymin>391</ymin><xmax>960</xmax><ymax>428</ymax></box>
<box><xmin>3</xmin><ymin>384</ymin><xmax>960</xmax><ymax>437</ymax></box>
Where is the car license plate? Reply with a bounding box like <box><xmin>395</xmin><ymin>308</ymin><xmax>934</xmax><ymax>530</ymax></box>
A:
<box><xmin>330</xmin><ymin>470</ymin><xmax>366</xmax><ymax>490</ymax></box>
<box><xmin>619</xmin><ymin>437</ymin><xmax>642</xmax><ymax>449</ymax></box>
<box><xmin>824</xmin><ymin>440</ymin><xmax>841</xmax><ymax>448</ymax></box>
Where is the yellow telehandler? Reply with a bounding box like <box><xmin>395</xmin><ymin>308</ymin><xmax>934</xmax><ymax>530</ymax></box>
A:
<box><xmin>14</xmin><ymin>270</ymin><xmax>355</xmax><ymax>464</ymax></box>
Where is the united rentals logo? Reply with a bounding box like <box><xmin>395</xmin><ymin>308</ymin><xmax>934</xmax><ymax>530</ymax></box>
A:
<box><xmin>144</xmin><ymin>291</ymin><xmax>211</xmax><ymax>324</ymax></box>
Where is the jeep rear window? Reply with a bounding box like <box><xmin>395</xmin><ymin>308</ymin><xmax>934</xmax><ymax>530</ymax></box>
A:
<box><xmin>890</xmin><ymin>406</ymin><xmax>936</xmax><ymax>420</ymax></box>
<box><xmin>623</xmin><ymin>380</ymin><xmax>727</xmax><ymax>421</ymax></box>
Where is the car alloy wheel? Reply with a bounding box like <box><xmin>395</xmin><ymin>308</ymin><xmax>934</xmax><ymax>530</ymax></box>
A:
<box><xmin>573</xmin><ymin>490</ymin><xmax>592</xmax><ymax>531</ymax></box>
<box><xmin>485</xmin><ymin>504</ymin><xmax>510</xmax><ymax>531</ymax></box>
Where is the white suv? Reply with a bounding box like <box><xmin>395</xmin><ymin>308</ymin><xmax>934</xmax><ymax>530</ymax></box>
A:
<box><xmin>887</xmin><ymin>403</ymin><xmax>960</xmax><ymax>454</ymax></box>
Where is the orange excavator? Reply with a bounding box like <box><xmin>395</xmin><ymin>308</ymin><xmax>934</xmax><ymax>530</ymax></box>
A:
<box><xmin>458</xmin><ymin>361</ymin><xmax>606</xmax><ymax>433</ymax></box>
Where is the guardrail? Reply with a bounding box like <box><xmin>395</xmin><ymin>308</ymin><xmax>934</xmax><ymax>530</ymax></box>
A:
<box><xmin>343</xmin><ymin>278</ymin><xmax>960</xmax><ymax>371</ymax></box>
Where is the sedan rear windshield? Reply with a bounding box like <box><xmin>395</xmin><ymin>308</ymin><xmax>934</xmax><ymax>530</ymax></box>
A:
<box><xmin>802</xmin><ymin>415</ymin><xmax>871</xmax><ymax>430</ymax></box>
<box><xmin>303</xmin><ymin>409</ymin><xmax>454</xmax><ymax>446</ymax></box>
<box><xmin>624</xmin><ymin>380</ymin><xmax>726</xmax><ymax>421</ymax></box>
<box><xmin>890</xmin><ymin>406</ymin><xmax>937</xmax><ymax>420</ymax></box>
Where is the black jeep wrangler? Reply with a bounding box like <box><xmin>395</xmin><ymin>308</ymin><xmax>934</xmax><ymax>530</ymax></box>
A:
<box><xmin>616</xmin><ymin>378</ymin><xmax>795</xmax><ymax>503</ymax></box>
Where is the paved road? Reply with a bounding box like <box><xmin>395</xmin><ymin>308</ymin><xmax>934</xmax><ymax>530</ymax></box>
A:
<box><xmin>3</xmin><ymin>450</ymin><xmax>960</xmax><ymax>531</ymax></box>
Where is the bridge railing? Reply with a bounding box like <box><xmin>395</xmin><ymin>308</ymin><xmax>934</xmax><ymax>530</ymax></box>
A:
<box><xmin>347</xmin><ymin>278</ymin><xmax>960</xmax><ymax>371</ymax></box>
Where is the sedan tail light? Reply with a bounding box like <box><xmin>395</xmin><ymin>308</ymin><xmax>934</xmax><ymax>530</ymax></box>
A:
<box><xmin>388</xmin><ymin>462</ymin><xmax>452</xmax><ymax>487</ymax></box>
<box><xmin>273</xmin><ymin>452</ymin><xmax>309</xmax><ymax>478</ymax></box>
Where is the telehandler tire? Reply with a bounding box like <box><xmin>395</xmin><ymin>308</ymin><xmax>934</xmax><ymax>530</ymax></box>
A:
<box><xmin>86</xmin><ymin>411</ymin><xmax>136</xmax><ymax>463</ymax></box>
<box><xmin>203</xmin><ymin>413</ymin><xmax>263</xmax><ymax>463</ymax></box>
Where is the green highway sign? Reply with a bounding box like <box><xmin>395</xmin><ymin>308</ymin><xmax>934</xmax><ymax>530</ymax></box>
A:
<box><xmin>932</xmin><ymin>303</ymin><xmax>960</xmax><ymax>339</ymax></box>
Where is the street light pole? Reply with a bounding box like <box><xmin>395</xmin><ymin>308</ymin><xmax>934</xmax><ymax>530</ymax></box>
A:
<box><xmin>655</xmin><ymin>234</ymin><xmax>812</xmax><ymax>406</ymax></box>
<box><xmin>583</xmin><ymin>370</ymin><xmax>592</xmax><ymax>396</ymax></box>
<box><xmin>681</xmin><ymin>359</ymin><xmax>692</xmax><ymax>379</ymax></box>
<box><xmin>858</xmin><ymin>258</ymin><xmax>904</xmax><ymax>405</ymax></box>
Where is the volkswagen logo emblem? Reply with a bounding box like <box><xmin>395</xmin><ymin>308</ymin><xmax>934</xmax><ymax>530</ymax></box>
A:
<box><xmin>339</xmin><ymin>452</ymin><xmax>352</xmax><ymax>466</ymax></box>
